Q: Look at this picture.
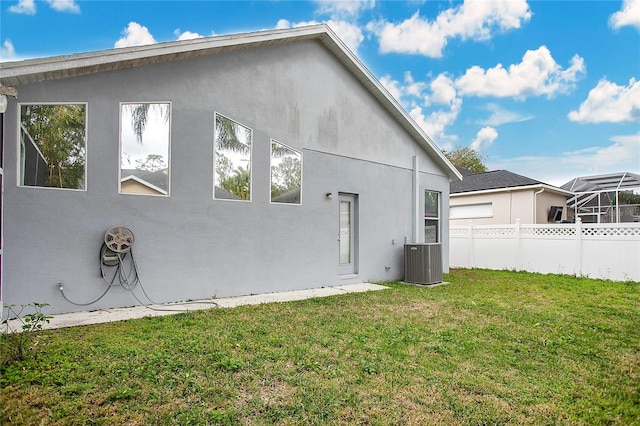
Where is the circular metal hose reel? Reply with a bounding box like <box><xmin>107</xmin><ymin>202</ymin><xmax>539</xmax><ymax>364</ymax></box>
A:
<box><xmin>104</xmin><ymin>226</ymin><xmax>135</xmax><ymax>253</ymax></box>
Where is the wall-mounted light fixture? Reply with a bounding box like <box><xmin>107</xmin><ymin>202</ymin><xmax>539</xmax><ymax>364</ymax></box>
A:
<box><xmin>0</xmin><ymin>85</ymin><xmax>18</xmax><ymax>114</ymax></box>
<box><xmin>325</xmin><ymin>192</ymin><xmax>333</xmax><ymax>200</ymax></box>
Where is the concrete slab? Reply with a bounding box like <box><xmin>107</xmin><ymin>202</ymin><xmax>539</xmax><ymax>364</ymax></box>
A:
<box><xmin>2</xmin><ymin>283</ymin><xmax>388</xmax><ymax>332</ymax></box>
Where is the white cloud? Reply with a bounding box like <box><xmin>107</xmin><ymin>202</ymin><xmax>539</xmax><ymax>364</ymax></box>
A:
<box><xmin>478</xmin><ymin>103</ymin><xmax>534</xmax><ymax>126</ymax></box>
<box><xmin>0</xmin><ymin>39</ymin><xmax>17</xmax><ymax>61</ymax></box>
<box><xmin>372</xmin><ymin>0</ymin><xmax>531</xmax><ymax>57</ymax></box>
<box><xmin>403</xmin><ymin>71</ymin><xmax>427</xmax><ymax>98</ymax></box>
<box><xmin>114</xmin><ymin>22</ymin><xmax>156</xmax><ymax>49</ymax></box>
<box><xmin>325</xmin><ymin>20</ymin><xmax>365</xmax><ymax>53</ymax></box>
<box><xmin>314</xmin><ymin>0</ymin><xmax>375</xmax><ymax>18</ymax></box>
<box><xmin>488</xmin><ymin>133</ymin><xmax>640</xmax><ymax>186</ymax></box>
<box><xmin>568</xmin><ymin>78</ymin><xmax>640</xmax><ymax>123</ymax></box>
<box><xmin>426</xmin><ymin>73</ymin><xmax>458</xmax><ymax>106</ymax></box>
<box><xmin>379</xmin><ymin>75</ymin><xmax>403</xmax><ymax>101</ymax></box>
<box><xmin>9</xmin><ymin>0</ymin><xmax>80</xmax><ymax>14</ymax></box>
<box><xmin>380</xmin><ymin>72</ymin><xmax>462</xmax><ymax>147</ymax></box>
<box><xmin>8</xmin><ymin>0</ymin><xmax>36</xmax><ymax>15</ymax></box>
<box><xmin>610</xmin><ymin>0</ymin><xmax>640</xmax><ymax>31</ymax></box>
<box><xmin>276</xmin><ymin>19</ymin><xmax>291</xmax><ymax>30</ymax></box>
<box><xmin>175</xmin><ymin>30</ymin><xmax>204</xmax><ymax>41</ymax></box>
<box><xmin>380</xmin><ymin>71</ymin><xmax>427</xmax><ymax>103</ymax></box>
<box><xmin>46</xmin><ymin>0</ymin><xmax>80</xmax><ymax>13</ymax></box>
<box><xmin>470</xmin><ymin>126</ymin><xmax>498</xmax><ymax>151</ymax></box>
<box><xmin>560</xmin><ymin>133</ymin><xmax>640</xmax><ymax>169</ymax></box>
<box><xmin>455</xmin><ymin>46</ymin><xmax>585</xmax><ymax>99</ymax></box>
<box><xmin>409</xmin><ymin>98</ymin><xmax>462</xmax><ymax>148</ymax></box>
<box><xmin>275</xmin><ymin>19</ymin><xmax>364</xmax><ymax>53</ymax></box>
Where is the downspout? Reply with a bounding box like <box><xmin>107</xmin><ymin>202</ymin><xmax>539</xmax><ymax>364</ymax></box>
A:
<box><xmin>534</xmin><ymin>188</ymin><xmax>545</xmax><ymax>224</ymax></box>
<box><xmin>412</xmin><ymin>156</ymin><xmax>420</xmax><ymax>243</ymax></box>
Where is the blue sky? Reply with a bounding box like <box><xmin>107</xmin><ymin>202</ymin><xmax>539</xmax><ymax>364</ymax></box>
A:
<box><xmin>1</xmin><ymin>0</ymin><xmax>638</xmax><ymax>186</ymax></box>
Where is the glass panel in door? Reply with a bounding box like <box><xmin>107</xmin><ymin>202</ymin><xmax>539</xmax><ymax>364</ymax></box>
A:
<box><xmin>339</xmin><ymin>194</ymin><xmax>356</xmax><ymax>274</ymax></box>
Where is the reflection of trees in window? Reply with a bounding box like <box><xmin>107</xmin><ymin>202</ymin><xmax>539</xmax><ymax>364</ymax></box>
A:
<box><xmin>20</xmin><ymin>104</ymin><xmax>86</xmax><ymax>189</ymax></box>
<box><xmin>270</xmin><ymin>140</ymin><xmax>302</xmax><ymax>204</ymax></box>
<box><xmin>120</xmin><ymin>103</ymin><xmax>170</xmax><ymax>196</ymax></box>
<box><xmin>129</xmin><ymin>103</ymin><xmax>171</xmax><ymax>144</ymax></box>
<box><xmin>136</xmin><ymin>154</ymin><xmax>166</xmax><ymax>172</ymax></box>
<box><xmin>214</xmin><ymin>113</ymin><xmax>251</xmax><ymax>201</ymax></box>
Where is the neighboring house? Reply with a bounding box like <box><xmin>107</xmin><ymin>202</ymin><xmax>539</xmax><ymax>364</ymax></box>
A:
<box><xmin>0</xmin><ymin>25</ymin><xmax>461</xmax><ymax>315</ymax></box>
<box><xmin>450</xmin><ymin>168</ymin><xmax>573</xmax><ymax>226</ymax></box>
<box><xmin>121</xmin><ymin>169</ymin><xmax>169</xmax><ymax>196</ymax></box>
<box><xmin>561</xmin><ymin>172</ymin><xmax>640</xmax><ymax>223</ymax></box>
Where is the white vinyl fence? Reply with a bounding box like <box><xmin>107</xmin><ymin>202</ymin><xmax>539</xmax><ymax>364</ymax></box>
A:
<box><xmin>450</xmin><ymin>220</ymin><xmax>640</xmax><ymax>282</ymax></box>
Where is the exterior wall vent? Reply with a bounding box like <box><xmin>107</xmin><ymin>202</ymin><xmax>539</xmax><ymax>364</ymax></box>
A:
<box><xmin>404</xmin><ymin>243</ymin><xmax>443</xmax><ymax>285</ymax></box>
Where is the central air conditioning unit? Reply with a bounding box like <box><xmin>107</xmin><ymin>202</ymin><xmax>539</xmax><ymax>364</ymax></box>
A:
<box><xmin>404</xmin><ymin>243</ymin><xmax>443</xmax><ymax>285</ymax></box>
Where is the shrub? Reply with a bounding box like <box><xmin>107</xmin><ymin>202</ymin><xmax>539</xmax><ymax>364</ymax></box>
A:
<box><xmin>1</xmin><ymin>303</ymin><xmax>52</xmax><ymax>366</ymax></box>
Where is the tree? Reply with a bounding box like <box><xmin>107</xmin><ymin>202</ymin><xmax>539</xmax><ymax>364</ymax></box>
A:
<box><xmin>127</xmin><ymin>103</ymin><xmax>170</xmax><ymax>144</ymax></box>
<box><xmin>135</xmin><ymin>154</ymin><xmax>166</xmax><ymax>172</ymax></box>
<box><xmin>615</xmin><ymin>191</ymin><xmax>640</xmax><ymax>205</ymax></box>
<box><xmin>220</xmin><ymin>166</ymin><xmax>250</xmax><ymax>200</ymax></box>
<box><xmin>214</xmin><ymin>114</ymin><xmax>251</xmax><ymax>200</ymax></box>
<box><xmin>215</xmin><ymin>152</ymin><xmax>234</xmax><ymax>182</ymax></box>
<box><xmin>443</xmin><ymin>146</ymin><xmax>487</xmax><ymax>173</ymax></box>
<box><xmin>271</xmin><ymin>156</ymin><xmax>301</xmax><ymax>199</ymax></box>
<box><xmin>21</xmin><ymin>104</ymin><xmax>86</xmax><ymax>189</ymax></box>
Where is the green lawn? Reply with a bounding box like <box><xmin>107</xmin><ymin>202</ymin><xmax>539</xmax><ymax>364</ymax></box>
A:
<box><xmin>1</xmin><ymin>269</ymin><xmax>639</xmax><ymax>425</ymax></box>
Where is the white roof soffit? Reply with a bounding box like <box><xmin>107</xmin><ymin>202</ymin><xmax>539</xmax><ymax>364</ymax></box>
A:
<box><xmin>0</xmin><ymin>24</ymin><xmax>462</xmax><ymax>183</ymax></box>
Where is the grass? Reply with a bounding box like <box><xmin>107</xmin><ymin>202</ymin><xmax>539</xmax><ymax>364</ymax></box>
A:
<box><xmin>1</xmin><ymin>269</ymin><xmax>638</xmax><ymax>425</ymax></box>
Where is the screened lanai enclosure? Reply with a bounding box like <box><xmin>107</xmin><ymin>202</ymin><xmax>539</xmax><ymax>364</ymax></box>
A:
<box><xmin>562</xmin><ymin>172</ymin><xmax>640</xmax><ymax>223</ymax></box>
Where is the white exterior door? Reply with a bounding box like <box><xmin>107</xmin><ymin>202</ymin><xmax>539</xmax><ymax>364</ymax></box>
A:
<box><xmin>338</xmin><ymin>193</ymin><xmax>357</xmax><ymax>275</ymax></box>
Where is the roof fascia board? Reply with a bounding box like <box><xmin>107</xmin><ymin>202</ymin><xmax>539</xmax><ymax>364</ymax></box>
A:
<box><xmin>0</xmin><ymin>26</ymin><xmax>325</xmax><ymax>80</ymax></box>
<box><xmin>317</xmin><ymin>27</ymin><xmax>462</xmax><ymax>183</ymax></box>
<box><xmin>1</xmin><ymin>24</ymin><xmax>462</xmax><ymax>182</ymax></box>
<box><xmin>451</xmin><ymin>184</ymin><xmax>573</xmax><ymax>197</ymax></box>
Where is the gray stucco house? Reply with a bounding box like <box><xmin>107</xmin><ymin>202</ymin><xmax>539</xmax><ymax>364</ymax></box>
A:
<box><xmin>0</xmin><ymin>25</ymin><xmax>461</xmax><ymax>315</ymax></box>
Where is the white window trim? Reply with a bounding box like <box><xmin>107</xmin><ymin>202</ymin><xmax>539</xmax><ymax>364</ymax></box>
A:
<box><xmin>269</xmin><ymin>138</ymin><xmax>303</xmax><ymax>206</ymax></box>
<box><xmin>424</xmin><ymin>190</ymin><xmax>441</xmax><ymax>243</ymax></box>
<box><xmin>118</xmin><ymin>101</ymin><xmax>172</xmax><ymax>197</ymax></box>
<box><xmin>17</xmin><ymin>102</ymin><xmax>88</xmax><ymax>191</ymax></box>
<box><xmin>213</xmin><ymin>112</ymin><xmax>253</xmax><ymax>202</ymax></box>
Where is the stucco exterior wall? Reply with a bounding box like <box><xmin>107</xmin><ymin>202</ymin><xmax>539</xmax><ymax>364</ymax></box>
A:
<box><xmin>1</xmin><ymin>40</ymin><xmax>452</xmax><ymax>314</ymax></box>
<box><xmin>534</xmin><ymin>191</ymin><xmax>569</xmax><ymax>223</ymax></box>
<box><xmin>450</xmin><ymin>188</ymin><xmax>569</xmax><ymax>226</ymax></box>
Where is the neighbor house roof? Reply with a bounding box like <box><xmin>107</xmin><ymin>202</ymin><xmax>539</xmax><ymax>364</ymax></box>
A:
<box><xmin>451</xmin><ymin>169</ymin><xmax>573</xmax><ymax>196</ymax></box>
<box><xmin>121</xmin><ymin>168</ymin><xmax>169</xmax><ymax>194</ymax></box>
<box><xmin>0</xmin><ymin>24</ymin><xmax>462</xmax><ymax>183</ymax></box>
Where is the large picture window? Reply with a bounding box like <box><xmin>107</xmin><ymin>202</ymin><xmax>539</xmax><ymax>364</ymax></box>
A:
<box><xmin>214</xmin><ymin>113</ymin><xmax>252</xmax><ymax>201</ymax></box>
<box><xmin>270</xmin><ymin>140</ymin><xmax>302</xmax><ymax>204</ymax></box>
<box><xmin>120</xmin><ymin>102</ymin><xmax>171</xmax><ymax>196</ymax></box>
<box><xmin>425</xmin><ymin>190</ymin><xmax>440</xmax><ymax>243</ymax></box>
<box><xmin>19</xmin><ymin>103</ymin><xmax>87</xmax><ymax>190</ymax></box>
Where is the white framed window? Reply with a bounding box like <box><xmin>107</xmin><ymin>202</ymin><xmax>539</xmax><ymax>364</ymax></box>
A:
<box><xmin>270</xmin><ymin>139</ymin><xmax>302</xmax><ymax>205</ymax></box>
<box><xmin>18</xmin><ymin>103</ymin><xmax>87</xmax><ymax>190</ymax></box>
<box><xmin>425</xmin><ymin>190</ymin><xmax>440</xmax><ymax>243</ymax></box>
<box><xmin>450</xmin><ymin>203</ymin><xmax>493</xmax><ymax>220</ymax></box>
<box><xmin>119</xmin><ymin>102</ymin><xmax>171</xmax><ymax>196</ymax></box>
<box><xmin>213</xmin><ymin>113</ymin><xmax>252</xmax><ymax>201</ymax></box>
